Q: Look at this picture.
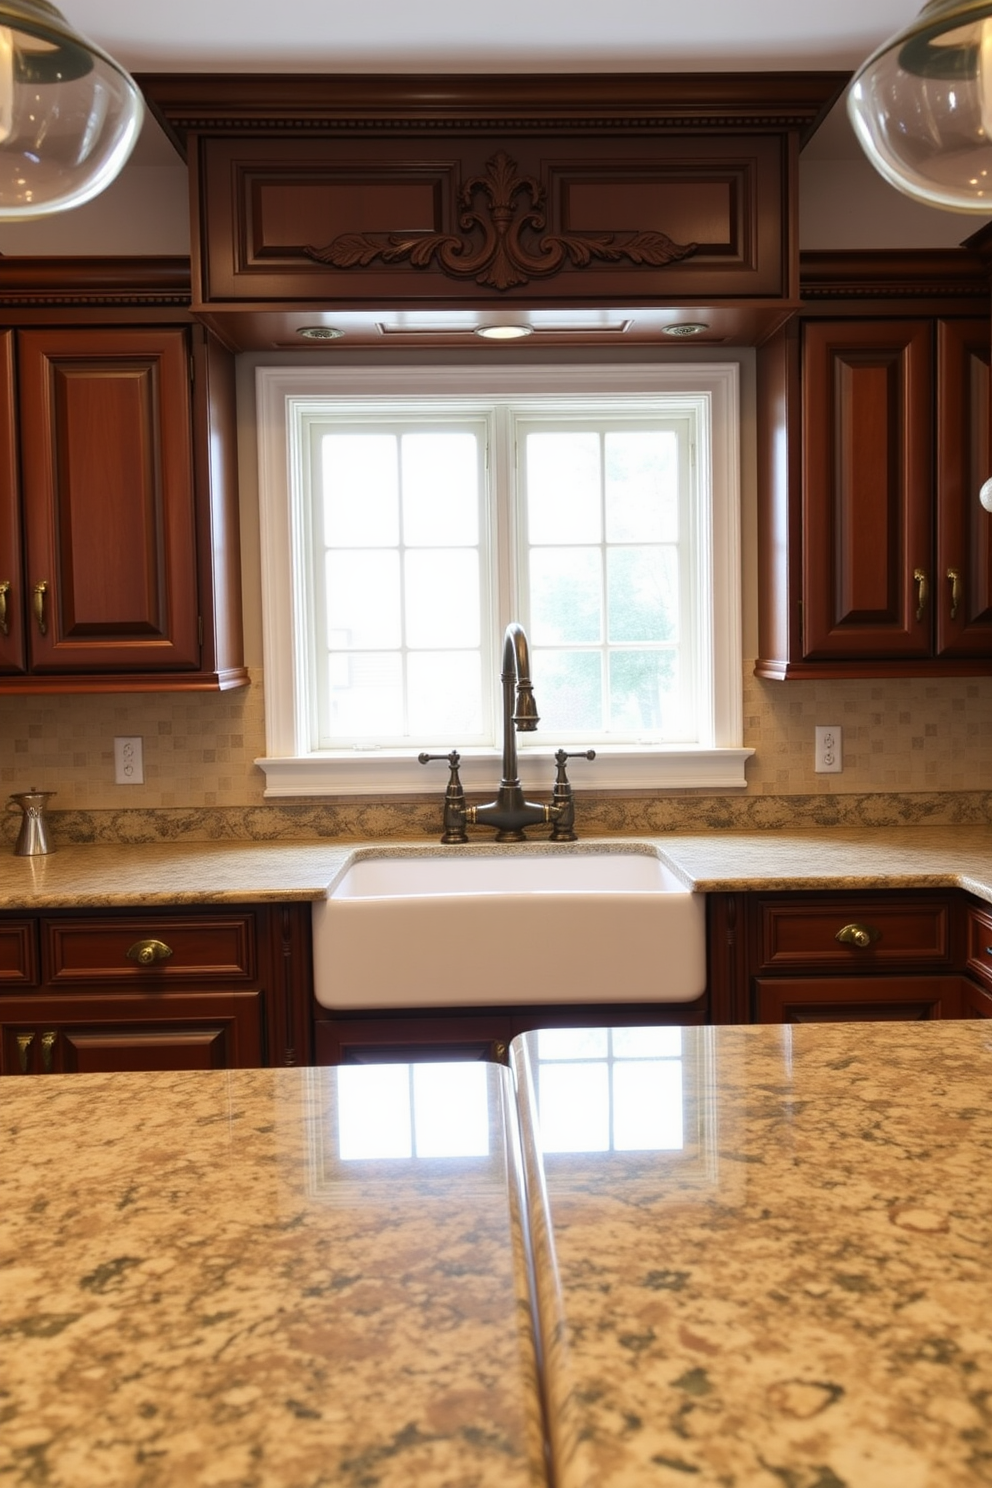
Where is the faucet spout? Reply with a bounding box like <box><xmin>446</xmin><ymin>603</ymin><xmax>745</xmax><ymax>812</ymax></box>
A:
<box><xmin>500</xmin><ymin>621</ymin><xmax>539</xmax><ymax>791</ymax></box>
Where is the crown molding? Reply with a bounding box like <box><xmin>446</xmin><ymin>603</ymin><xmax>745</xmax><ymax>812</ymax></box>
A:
<box><xmin>0</xmin><ymin>257</ymin><xmax>192</xmax><ymax>309</ymax></box>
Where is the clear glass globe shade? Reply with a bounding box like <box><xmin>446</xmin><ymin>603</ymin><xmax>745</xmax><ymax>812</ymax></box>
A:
<box><xmin>848</xmin><ymin>0</ymin><xmax>992</xmax><ymax>212</ymax></box>
<box><xmin>0</xmin><ymin>0</ymin><xmax>143</xmax><ymax>218</ymax></box>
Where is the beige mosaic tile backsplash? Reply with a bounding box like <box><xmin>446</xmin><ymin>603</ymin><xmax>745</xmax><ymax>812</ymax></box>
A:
<box><xmin>2</xmin><ymin>664</ymin><xmax>991</xmax><ymax>813</ymax></box>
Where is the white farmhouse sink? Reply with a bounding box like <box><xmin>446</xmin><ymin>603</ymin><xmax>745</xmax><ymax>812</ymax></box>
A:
<box><xmin>312</xmin><ymin>850</ymin><xmax>706</xmax><ymax>1010</ymax></box>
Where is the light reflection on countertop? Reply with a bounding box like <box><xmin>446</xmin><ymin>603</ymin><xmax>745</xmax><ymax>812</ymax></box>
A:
<box><xmin>0</xmin><ymin>1063</ymin><xmax>546</xmax><ymax>1488</ymax></box>
<box><xmin>512</xmin><ymin>1020</ymin><xmax>992</xmax><ymax>1487</ymax></box>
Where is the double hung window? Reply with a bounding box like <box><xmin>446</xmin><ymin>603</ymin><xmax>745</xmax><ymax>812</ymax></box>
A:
<box><xmin>256</xmin><ymin>364</ymin><xmax>748</xmax><ymax>795</ymax></box>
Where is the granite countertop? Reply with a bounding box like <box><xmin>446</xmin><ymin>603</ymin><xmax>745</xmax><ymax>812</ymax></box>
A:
<box><xmin>5</xmin><ymin>1022</ymin><xmax>992</xmax><ymax>1487</ymax></box>
<box><xmin>1</xmin><ymin>824</ymin><xmax>992</xmax><ymax>908</ymax></box>
<box><xmin>511</xmin><ymin>1019</ymin><xmax>992</xmax><ymax>1488</ymax></box>
<box><xmin>0</xmin><ymin>1062</ymin><xmax>546</xmax><ymax>1488</ymax></box>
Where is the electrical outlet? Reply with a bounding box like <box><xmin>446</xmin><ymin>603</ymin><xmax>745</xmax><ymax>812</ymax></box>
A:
<box><xmin>814</xmin><ymin>725</ymin><xmax>843</xmax><ymax>774</ymax></box>
<box><xmin>114</xmin><ymin>736</ymin><xmax>144</xmax><ymax>785</ymax></box>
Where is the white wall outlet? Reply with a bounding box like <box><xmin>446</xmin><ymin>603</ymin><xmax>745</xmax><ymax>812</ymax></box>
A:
<box><xmin>114</xmin><ymin>736</ymin><xmax>144</xmax><ymax>785</ymax></box>
<box><xmin>814</xmin><ymin>725</ymin><xmax>843</xmax><ymax>774</ymax></box>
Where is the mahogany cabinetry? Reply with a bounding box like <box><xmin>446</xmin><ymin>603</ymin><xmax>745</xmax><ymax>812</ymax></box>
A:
<box><xmin>314</xmin><ymin>995</ymin><xmax>708</xmax><ymax>1066</ymax></box>
<box><xmin>0</xmin><ymin>260</ymin><xmax>246</xmax><ymax>692</ymax></box>
<box><xmin>708</xmin><ymin>888</ymin><xmax>992</xmax><ymax>1023</ymax></box>
<box><xmin>756</xmin><ymin>251</ymin><xmax>992</xmax><ymax>680</ymax></box>
<box><xmin>0</xmin><ymin>903</ymin><xmax>313</xmax><ymax>1075</ymax></box>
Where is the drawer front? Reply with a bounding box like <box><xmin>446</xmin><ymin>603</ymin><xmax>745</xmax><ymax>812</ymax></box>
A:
<box><xmin>756</xmin><ymin>897</ymin><xmax>953</xmax><ymax>972</ymax></box>
<box><xmin>966</xmin><ymin>903</ymin><xmax>992</xmax><ymax>988</ymax></box>
<box><xmin>0</xmin><ymin>922</ymin><xmax>38</xmax><ymax>985</ymax></box>
<box><xmin>754</xmin><ymin>974</ymin><xmax>961</xmax><ymax>1023</ymax></box>
<box><xmin>43</xmin><ymin>915</ymin><xmax>257</xmax><ymax>985</ymax></box>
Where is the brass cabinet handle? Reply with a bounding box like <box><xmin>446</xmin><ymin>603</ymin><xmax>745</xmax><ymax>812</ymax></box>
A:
<box><xmin>835</xmin><ymin>922</ymin><xmax>881</xmax><ymax>949</ymax></box>
<box><xmin>126</xmin><ymin>938</ymin><xmax>174</xmax><ymax>966</ymax></box>
<box><xmin>32</xmin><ymin>580</ymin><xmax>47</xmax><ymax>636</ymax></box>
<box><xmin>0</xmin><ymin>579</ymin><xmax>9</xmax><ymax>636</ymax></box>
<box><xmin>40</xmin><ymin>1031</ymin><xmax>57</xmax><ymax>1073</ymax></box>
<box><xmin>15</xmin><ymin>1031</ymin><xmax>34</xmax><ymax>1073</ymax></box>
<box><xmin>947</xmin><ymin>567</ymin><xmax>962</xmax><ymax>621</ymax></box>
<box><xmin>913</xmin><ymin>568</ymin><xmax>928</xmax><ymax>622</ymax></box>
<box><xmin>491</xmin><ymin>1041</ymin><xmax>508</xmax><ymax>1064</ymax></box>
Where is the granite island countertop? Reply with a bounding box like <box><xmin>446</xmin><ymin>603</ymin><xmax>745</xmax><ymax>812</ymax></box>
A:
<box><xmin>1</xmin><ymin>824</ymin><xmax>992</xmax><ymax>908</ymax></box>
<box><xmin>5</xmin><ymin>1021</ymin><xmax>992</xmax><ymax>1488</ymax></box>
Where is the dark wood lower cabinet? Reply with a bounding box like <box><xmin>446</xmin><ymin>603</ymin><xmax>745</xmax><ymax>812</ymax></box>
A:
<box><xmin>709</xmin><ymin>888</ymin><xmax>992</xmax><ymax>1025</ymax></box>
<box><xmin>315</xmin><ymin>996</ymin><xmax>708</xmax><ymax>1066</ymax></box>
<box><xmin>0</xmin><ymin>902</ymin><xmax>313</xmax><ymax>1076</ymax></box>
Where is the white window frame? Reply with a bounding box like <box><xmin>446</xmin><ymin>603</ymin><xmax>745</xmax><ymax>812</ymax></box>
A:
<box><xmin>255</xmin><ymin>363</ymin><xmax>751</xmax><ymax>797</ymax></box>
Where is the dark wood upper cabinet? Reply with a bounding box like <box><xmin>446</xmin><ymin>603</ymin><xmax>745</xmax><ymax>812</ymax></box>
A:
<box><xmin>756</xmin><ymin>250</ymin><xmax>992</xmax><ymax>679</ymax></box>
<box><xmin>0</xmin><ymin>261</ymin><xmax>247</xmax><ymax>693</ymax></box>
<box><xmin>137</xmin><ymin>71</ymin><xmax>848</xmax><ymax>351</ymax></box>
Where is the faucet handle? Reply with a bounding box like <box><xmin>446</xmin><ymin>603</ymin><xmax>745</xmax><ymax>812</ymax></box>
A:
<box><xmin>418</xmin><ymin>750</ymin><xmax>469</xmax><ymax>844</ymax></box>
<box><xmin>549</xmin><ymin>749</ymin><xmax>596</xmax><ymax>842</ymax></box>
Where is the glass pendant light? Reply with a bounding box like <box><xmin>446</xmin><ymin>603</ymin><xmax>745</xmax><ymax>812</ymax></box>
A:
<box><xmin>0</xmin><ymin>0</ymin><xmax>143</xmax><ymax>218</ymax></box>
<box><xmin>848</xmin><ymin>0</ymin><xmax>992</xmax><ymax>212</ymax></box>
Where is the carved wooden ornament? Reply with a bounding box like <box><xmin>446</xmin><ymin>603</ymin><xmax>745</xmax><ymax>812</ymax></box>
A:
<box><xmin>305</xmin><ymin>150</ymin><xmax>697</xmax><ymax>291</ymax></box>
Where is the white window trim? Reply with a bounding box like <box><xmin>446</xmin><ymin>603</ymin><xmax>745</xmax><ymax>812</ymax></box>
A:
<box><xmin>255</xmin><ymin>363</ymin><xmax>751</xmax><ymax>797</ymax></box>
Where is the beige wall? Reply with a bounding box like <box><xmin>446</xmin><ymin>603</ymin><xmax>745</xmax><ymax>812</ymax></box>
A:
<box><xmin>2</xmin><ymin>107</ymin><xmax>990</xmax><ymax>813</ymax></box>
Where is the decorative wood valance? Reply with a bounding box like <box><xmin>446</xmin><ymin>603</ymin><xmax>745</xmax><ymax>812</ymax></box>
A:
<box><xmin>137</xmin><ymin>72</ymin><xmax>850</xmax><ymax>350</ymax></box>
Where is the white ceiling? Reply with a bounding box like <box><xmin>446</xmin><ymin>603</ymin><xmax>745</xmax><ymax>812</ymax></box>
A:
<box><xmin>67</xmin><ymin>1</ymin><xmax>915</xmax><ymax>75</ymax></box>
<box><xmin>62</xmin><ymin>0</ymin><xmax>921</xmax><ymax>167</ymax></box>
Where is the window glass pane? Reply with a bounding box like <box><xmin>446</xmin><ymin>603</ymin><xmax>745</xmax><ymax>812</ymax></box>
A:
<box><xmin>612</xmin><ymin>1026</ymin><xmax>682</xmax><ymax>1058</ymax></box>
<box><xmin>605</xmin><ymin>431</ymin><xmax>678</xmax><ymax>543</ymax></box>
<box><xmin>328</xmin><ymin>651</ymin><xmax>403</xmax><ymax>735</ymax></box>
<box><xmin>326</xmin><ymin>551</ymin><xmax>401</xmax><ymax>648</ymax></box>
<box><xmin>408</xmin><ymin>651</ymin><xmax>483</xmax><ymax>736</ymax></box>
<box><xmin>608</xmin><ymin>649</ymin><xmax>679</xmax><ymax>733</ymax></box>
<box><xmin>539</xmin><ymin>1063</ymin><xmax>610</xmax><ymax>1153</ymax></box>
<box><xmin>337</xmin><ymin>1064</ymin><xmax>412</xmax><ymax>1160</ymax></box>
<box><xmin>537</xmin><ymin>1027</ymin><xmax>608</xmax><ymax>1060</ymax></box>
<box><xmin>530</xmin><ymin>548</ymin><xmax>602</xmax><ymax>644</ymax></box>
<box><xmin>412</xmin><ymin>1063</ymin><xmax>490</xmax><ymax>1158</ymax></box>
<box><xmin>607</xmin><ymin>546</ymin><xmax>679</xmax><ymax>643</ymax></box>
<box><xmin>322</xmin><ymin>433</ymin><xmax>399</xmax><ymax>546</ymax></box>
<box><xmin>533</xmin><ymin>648</ymin><xmax>603</xmax><ymax>733</ymax></box>
<box><xmin>613</xmin><ymin>1060</ymin><xmax>684</xmax><ymax>1151</ymax></box>
<box><xmin>405</xmin><ymin>550</ymin><xmax>480</xmax><ymax>649</ymax></box>
<box><xmin>402</xmin><ymin>432</ymin><xmax>479</xmax><ymax>547</ymax></box>
<box><xmin>526</xmin><ymin>431</ymin><xmax>602</xmax><ymax>544</ymax></box>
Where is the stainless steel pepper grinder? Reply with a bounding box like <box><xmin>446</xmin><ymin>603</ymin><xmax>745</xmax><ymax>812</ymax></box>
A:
<box><xmin>7</xmin><ymin>788</ymin><xmax>55</xmax><ymax>856</ymax></box>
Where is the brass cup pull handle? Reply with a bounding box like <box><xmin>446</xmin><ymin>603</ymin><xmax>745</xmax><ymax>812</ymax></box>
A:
<box><xmin>40</xmin><ymin>1031</ymin><xmax>56</xmax><ymax>1073</ymax></box>
<box><xmin>835</xmin><ymin>922</ymin><xmax>881</xmax><ymax>949</ymax></box>
<box><xmin>32</xmin><ymin>580</ymin><xmax>47</xmax><ymax>636</ymax></box>
<box><xmin>0</xmin><ymin>579</ymin><xmax>9</xmax><ymax>636</ymax></box>
<box><xmin>913</xmin><ymin>568</ymin><xmax>928</xmax><ymax>622</ymax></box>
<box><xmin>126</xmin><ymin>938</ymin><xmax>174</xmax><ymax>966</ymax></box>
<box><xmin>947</xmin><ymin>568</ymin><xmax>962</xmax><ymax>621</ymax></box>
<box><xmin>15</xmin><ymin>1031</ymin><xmax>33</xmax><ymax>1073</ymax></box>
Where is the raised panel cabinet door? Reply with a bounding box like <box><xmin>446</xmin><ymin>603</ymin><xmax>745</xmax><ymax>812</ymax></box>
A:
<box><xmin>753</xmin><ymin>974</ymin><xmax>958</xmax><ymax>1023</ymax></box>
<box><xmin>935</xmin><ymin>318</ymin><xmax>992</xmax><ymax>658</ymax></box>
<box><xmin>16</xmin><ymin>327</ymin><xmax>200</xmax><ymax>672</ymax></box>
<box><xmin>0</xmin><ymin>329</ymin><xmax>25</xmax><ymax>674</ymax></box>
<box><xmin>802</xmin><ymin>320</ymin><xmax>933</xmax><ymax>660</ymax></box>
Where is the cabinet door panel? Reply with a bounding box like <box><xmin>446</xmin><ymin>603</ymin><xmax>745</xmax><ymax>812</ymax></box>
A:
<box><xmin>0</xmin><ymin>990</ymin><xmax>263</xmax><ymax>1074</ymax></box>
<box><xmin>935</xmin><ymin>318</ymin><xmax>992</xmax><ymax>657</ymax></box>
<box><xmin>0</xmin><ymin>329</ymin><xmax>24</xmax><ymax>674</ymax></box>
<box><xmin>802</xmin><ymin>320</ymin><xmax>933</xmax><ymax>659</ymax></box>
<box><xmin>17</xmin><ymin>328</ymin><xmax>200</xmax><ymax>672</ymax></box>
<box><xmin>754</xmin><ymin>974</ymin><xmax>959</xmax><ymax>1023</ymax></box>
<box><xmin>43</xmin><ymin>914</ymin><xmax>256</xmax><ymax>984</ymax></box>
<box><xmin>757</xmin><ymin>896</ymin><xmax>952</xmax><ymax>971</ymax></box>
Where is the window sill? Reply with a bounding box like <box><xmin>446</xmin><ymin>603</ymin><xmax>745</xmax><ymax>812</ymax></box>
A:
<box><xmin>254</xmin><ymin>747</ymin><xmax>754</xmax><ymax>797</ymax></box>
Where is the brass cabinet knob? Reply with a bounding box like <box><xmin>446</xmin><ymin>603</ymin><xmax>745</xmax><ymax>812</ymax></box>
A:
<box><xmin>40</xmin><ymin>1031</ymin><xmax>57</xmax><ymax>1073</ymax></box>
<box><xmin>947</xmin><ymin>567</ymin><xmax>962</xmax><ymax>621</ymax></box>
<box><xmin>913</xmin><ymin>568</ymin><xmax>929</xmax><ymax>622</ymax></box>
<box><xmin>835</xmin><ymin>922</ymin><xmax>880</xmax><ymax>949</ymax></box>
<box><xmin>15</xmin><ymin>1031</ymin><xmax>33</xmax><ymax>1073</ymax></box>
<box><xmin>126</xmin><ymin>938</ymin><xmax>174</xmax><ymax>966</ymax></box>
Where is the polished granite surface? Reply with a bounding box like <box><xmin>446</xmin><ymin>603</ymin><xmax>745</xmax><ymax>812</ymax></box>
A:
<box><xmin>0</xmin><ymin>1063</ymin><xmax>546</xmax><ymax>1488</ymax></box>
<box><xmin>5</xmin><ymin>1023</ymin><xmax>992</xmax><ymax>1487</ymax></box>
<box><xmin>1</xmin><ymin>824</ymin><xmax>992</xmax><ymax>907</ymax></box>
<box><xmin>512</xmin><ymin>1020</ymin><xmax>992</xmax><ymax>1488</ymax></box>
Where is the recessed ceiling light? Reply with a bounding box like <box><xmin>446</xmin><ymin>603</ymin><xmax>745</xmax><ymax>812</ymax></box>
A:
<box><xmin>661</xmin><ymin>323</ymin><xmax>710</xmax><ymax>338</ymax></box>
<box><xmin>297</xmin><ymin>326</ymin><xmax>345</xmax><ymax>340</ymax></box>
<box><xmin>474</xmin><ymin>325</ymin><xmax>534</xmax><ymax>341</ymax></box>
